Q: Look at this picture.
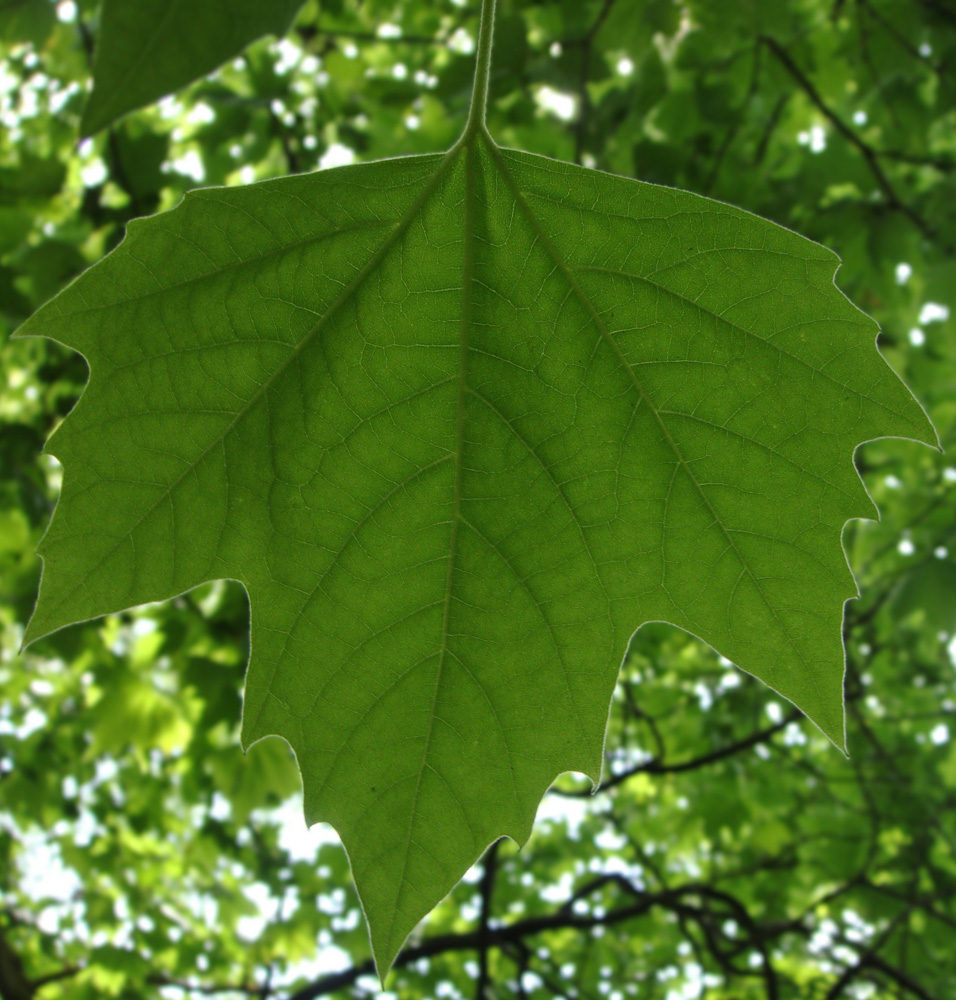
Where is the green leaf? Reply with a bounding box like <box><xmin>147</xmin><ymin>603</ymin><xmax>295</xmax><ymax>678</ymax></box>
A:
<box><xmin>18</xmin><ymin>0</ymin><xmax>937</xmax><ymax>975</ymax></box>
<box><xmin>891</xmin><ymin>559</ymin><xmax>956</xmax><ymax>633</ymax></box>
<box><xmin>18</xmin><ymin>132</ymin><xmax>936</xmax><ymax>968</ymax></box>
<box><xmin>0</xmin><ymin>0</ymin><xmax>54</xmax><ymax>46</ymax></box>
<box><xmin>80</xmin><ymin>0</ymin><xmax>304</xmax><ymax>135</ymax></box>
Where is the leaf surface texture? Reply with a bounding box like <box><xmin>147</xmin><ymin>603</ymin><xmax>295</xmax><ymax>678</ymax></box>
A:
<box><xmin>20</xmin><ymin>132</ymin><xmax>935</xmax><ymax>968</ymax></box>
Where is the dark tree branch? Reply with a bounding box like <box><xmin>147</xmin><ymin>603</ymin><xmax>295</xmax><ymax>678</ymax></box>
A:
<box><xmin>475</xmin><ymin>839</ymin><xmax>501</xmax><ymax>1000</ymax></box>
<box><xmin>551</xmin><ymin>712</ymin><xmax>799</xmax><ymax>798</ymax></box>
<box><xmin>567</xmin><ymin>0</ymin><xmax>617</xmax><ymax>164</ymax></box>
<box><xmin>760</xmin><ymin>34</ymin><xmax>935</xmax><ymax>240</ymax></box>
<box><xmin>0</xmin><ymin>926</ymin><xmax>34</xmax><ymax>1000</ymax></box>
<box><xmin>285</xmin><ymin>879</ymin><xmax>801</xmax><ymax>1000</ymax></box>
<box><xmin>856</xmin><ymin>0</ymin><xmax>940</xmax><ymax>69</ymax></box>
<box><xmin>704</xmin><ymin>42</ymin><xmax>763</xmax><ymax>193</ymax></box>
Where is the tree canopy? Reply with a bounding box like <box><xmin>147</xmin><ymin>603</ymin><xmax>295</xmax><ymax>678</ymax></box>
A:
<box><xmin>1</xmin><ymin>1</ymin><xmax>955</xmax><ymax>999</ymax></box>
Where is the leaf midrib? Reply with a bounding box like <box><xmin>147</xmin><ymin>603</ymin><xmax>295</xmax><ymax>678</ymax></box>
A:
<box><xmin>380</xmin><ymin>130</ymin><xmax>479</xmax><ymax>962</ymax></box>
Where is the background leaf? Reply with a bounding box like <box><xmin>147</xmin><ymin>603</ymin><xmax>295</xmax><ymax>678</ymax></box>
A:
<box><xmin>80</xmin><ymin>0</ymin><xmax>305</xmax><ymax>135</ymax></box>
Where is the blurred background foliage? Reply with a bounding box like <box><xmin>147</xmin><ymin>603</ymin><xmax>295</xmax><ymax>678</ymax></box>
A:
<box><xmin>1</xmin><ymin>0</ymin><xmax>955</xmax><ymax>997</ymax></box>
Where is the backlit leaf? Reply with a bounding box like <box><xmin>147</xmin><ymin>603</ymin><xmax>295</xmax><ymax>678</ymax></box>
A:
<box><xmin>20</xmin><ymin>3</ymin><xmax>936</xmax><ymax>973</ymax></box>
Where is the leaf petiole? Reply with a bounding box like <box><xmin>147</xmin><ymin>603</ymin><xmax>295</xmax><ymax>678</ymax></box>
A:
<box><xmin>464</xmin><ymin>0</ymin><xmax>496</xmax><ymax>137</ymax></box>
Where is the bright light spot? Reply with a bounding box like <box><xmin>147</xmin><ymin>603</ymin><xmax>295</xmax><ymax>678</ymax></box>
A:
<box><xmin>884</xmin><ymin>474</ymin><xmax>902</xmax><ymax>489</ymax></box>
<box><xmin>80</xmin><ymin>159</ymin><xmax>107</xmax><ymax>187</ymax></box>
<box><xmin>239</xmin><ymin>165</ymin><xmax>255</xmax><ymax>183</ymax></box>
<box><xmin>18</xmin><ymin>707</ymin><xmax>46</xmax><ymax>737</ymax></box>
<box><xmin>209</xmin><ymin>792</ymin><xmax>231</xmax><ymax>821</ymax></box>
<box><xmin>919</xmin><ymin>42</ymin><xmax>932</xmax><ymax>57</ymax></box>
<box><xmin>898</xmin><ymin>538</ymin><xmax>915</xmax><ymax>556</ymax></box>
<box><xmin>159</xmin><ymin>95</ymin><xmax>184</xmax><ymax>120</ymax></box>
<box><xmin>930</xmin><ymin>724</ymin><xmax>949</xmax><ymax>745</ymax></box>
<box><xmin>550</xmin><ymin>41</ymin><xmax>562</xmax><ymax>57</ymax></box>
<box><xmin>935</xmin><ymin>546</ymin><xmax>948</xmax><ymax>559</ymax></box>
<box><xmin>521</xmin><ymin>972</ymin><xmax>544</xmax><ymax>992</ymax></box>
<box><xmin>237</xmin><ymin>882</ymin><xmax>277</xmax><ymax>941</ymax></box>
<box><xmin>274</xmin><ymin>38</ymin><xmax>303</xmax><ymax>74</ymax></box>
<box><xmin>853</xmin><ymin>110</ymin><xmax>868</xmax><ymax>125</ymax></box>
<box><xmin>270</xmin><ymin>796</ymin><xmax>341</xmax><ymax>860</ymax></box>
<box><xmin>170</xmin><ymin>150</ymin><xmax>206</xmax><ymax>182</ymax></box>
<box><xmin>131</xmin><ymin>617</ymin><xmax>157</xmax><ymax>637</ymax></box>
<box><xmin>448</xmin><ymin>27</ymin><xmax>475</xmax><ymax>55</ymax></box>
<box><xmin>766</xmin><ymin>701</ymin><xmax>783</xmax><ymax>724</ymax></box>
<box><xmin>343</xmin><ymin>43</ymin><xmax>358</xmax><ymax>59</ymax></box>
<box><xmin>95</xmin><ymin>758</ymin><xmax>118</xmax><ymax>784</ymax></box>
<box><xmin>56</xmin><ymin>0</ymin><xmax>76</xmax><ymax>22</ymax></box>
<box><xmin>918</xmin><ymin>301</ymin><xmax>950</xmax><ymax>324</ymax></box>
<box><xmin>945</xmin><ymin>468</ymin><xmax>956</xmax><ymax>483</ymax></box>
<box><xmin>405</xmin><ymin>114</ymin><xmax>420</xmax><ymax>130</ymax></box>
<box><xmin>0</xmin><ymin>63</ymin><xmax>21</xmax><ymax>96</ymax></box>
<box><xmin>186</xmin><ymin>102</ymin><xmax>216</xmax><ymax>125</ymax></box>
<box><xmin>18</xmin><ymin>83</ymin><xmax>40</xmax><ymax>118</ymax></box>
<box><xmin>595</xmin><ymin>827</ymin><xmax>627</xmax><ymax>851</ymax></box>
<box><xmin>797</xmin><ymin>126</ymin><xmax>826</xmax><ymax>151</ymax></box>
<box><xmin>377</xmin><ymin>23</ymin><xmax>402</xmax><ymax>39</ymax></box>
<box><xmin>536</xmin><ymin>85</ymin><xmax>577</xmax><ymax>121</ymax></box>
<box><xmin>392</xmin><ymin>62</ymin><xmax>407</xmax><ymax>80</ymax></box>
<box><xmin>783</xmin><ymin>722</ymin><xmax>807</xmax><ymax>746</ymax></box>
<box><xmin>909</xmin><ymin>328</ymin><xmax>925</xmax><ymax>346</ymax></box>
<box><xmin>20</xmin><ymin>836</ymin><xmax>82</xmax><ymax>904</ymax></box>
<box><xmin>895</xmin><ymin>262</ymin><xmax>912</xmax><ymax>284</ymax></box>
<box><xmin>50</xmin><ymin>80</ymin><xmax>80</xmax><ymax>113</ymax></box>
<box><xmin>617</xmin><ymin>57</ymin><xmax>634</xmax><ymax>75</ymax></box>
<box><xmin>301</xmin><ymin>55</ymin><xmax>320</xmax><ymax>75</ymax></box>
<box><xmin>536</xmin><ymin>782</ymin><xmax>589</xmax><ymax>836</ymax></box>
<box><xmin>319</xmin><ymin>143</ymin><xmax>355</xmax><ymax>169</ymax></box>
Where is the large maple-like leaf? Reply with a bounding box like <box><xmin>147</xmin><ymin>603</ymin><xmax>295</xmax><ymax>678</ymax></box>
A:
<box><xmin>80</xmin><ymin>0</ymin><xmax>304</xmax><ymax>135</ymax></box>
<box><xmin>20</xmin><ymin>0</ymin><xmax>935</xmax><ymax>973</ymax></box>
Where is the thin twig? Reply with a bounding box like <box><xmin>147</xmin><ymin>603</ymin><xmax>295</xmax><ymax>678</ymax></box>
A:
<box><xmin>760</xmin><ymin>34</ymin><xmax>935</xmax><ymax>239</ymax></box>
<box><xmin>551</xmin><ymin>713</ymin><xmax>799</xmax><ymax>798</ymax></box>
<box><xmin>475</xmin><ymin>839</ymin><xmax>501</xmax><ymax>1000</ymax></box>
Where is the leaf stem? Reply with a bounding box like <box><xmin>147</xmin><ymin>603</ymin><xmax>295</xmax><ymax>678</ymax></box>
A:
<box><xmin>465</xmin><ymin>0</ymin><xmax>496</xmax><ymax>135</ymax></box>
